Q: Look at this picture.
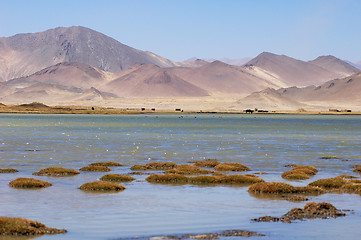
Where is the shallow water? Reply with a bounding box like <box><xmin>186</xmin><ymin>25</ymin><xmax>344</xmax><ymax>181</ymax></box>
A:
<box><xmin>0</xmin><ymin>113</ymin><xmax>361</xmax><ymax>239</ymax></box>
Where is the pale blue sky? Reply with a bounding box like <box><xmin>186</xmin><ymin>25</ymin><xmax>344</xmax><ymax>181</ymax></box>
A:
<box><xmin>1</xmin><ymin>0</ymin><xmax>360</xmax><ymax>62</ymax></box>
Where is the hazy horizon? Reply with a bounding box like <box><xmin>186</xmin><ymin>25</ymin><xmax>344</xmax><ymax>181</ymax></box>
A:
<box><xmin>1</xmin><ymin>0</ymin><xmax>361</xmax><ymax>63</ymax></box>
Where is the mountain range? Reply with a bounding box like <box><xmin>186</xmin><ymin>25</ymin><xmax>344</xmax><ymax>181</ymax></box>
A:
<box><xmin>0</xmin><ymin>26</ymin><xmax>360</xmax><ymax>110</ymax></box>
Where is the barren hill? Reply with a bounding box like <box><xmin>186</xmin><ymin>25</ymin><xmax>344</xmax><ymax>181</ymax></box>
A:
<box><xmin>243</xmin><ymin>52</ymin><xmax>341</xmax><ymax>87</ymax></box>
<box><xmin>104</xmin><ymin>64</ymin><xmax>209</xmax><ymax>97</ymax></box>
<box><xmin>0</xmin><ymin>26</ymin><xmax>176</xmax><ymax>81</ymax></box>
<box><xmin>239</xmin><ymin>88</ymin><xmax>306</xmax><ymax>110</ymax></box>
<box><xmin>309</xmin><ymin>55</ymin><xmax>360</xmax><ymax>77</ymax></box>
<box><xmin>170</xmin><ymin>60</ymin><xmax>281</xmax><ymax>97</ymax></box>
<box><xmin>278</xmin><ymin>72</ymin><xmax>361</xmax><ymax>103</ymax></box>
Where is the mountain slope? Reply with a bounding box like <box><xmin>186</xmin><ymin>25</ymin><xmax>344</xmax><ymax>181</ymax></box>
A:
<box><xmin>278</xmin><ymin>72</ymin><xmax>361</xmax><ymax>102</ymax></box>
<box><xmin>239</xmin><ymin>88</ymin><xmax>306</xmax><ymax>110</ymax></box>
<box><xmin>0</xmin><ymin>26</ymin><xmax>176</xmax><ymax>81</ymax></box>
<box><xmin>170</xmin><ymin>61</ymin><xmax>282</xmax><ymax>97</ymax></box>
<box><xmin>104</xmin><ymin>64</ymin><xmax>209</xmax><ymax>97</ymax></box>
<box><xmin>243</xmin><ymin>52</ymin><xmax>341</xmax><ymax>87</ymax></box>
<box><xmin>309</xmin><ymin>55</ymin><xmax>360</xmax><ymax>77</ymax></box>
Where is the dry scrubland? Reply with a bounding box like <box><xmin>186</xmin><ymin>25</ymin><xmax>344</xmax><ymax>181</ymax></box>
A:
<box><xmin>1</xmin><ymin>159</ymin><xmax>361</xmax><ymax>237</ymax></box>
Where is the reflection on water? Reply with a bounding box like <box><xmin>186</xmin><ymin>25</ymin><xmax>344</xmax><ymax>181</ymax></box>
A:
<box><xmin>0</xmin><ymin>114</ymin><xmax>361</xmax><ymax>239</ymax></box>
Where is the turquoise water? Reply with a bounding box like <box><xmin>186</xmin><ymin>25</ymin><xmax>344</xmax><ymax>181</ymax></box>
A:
<box><xmin>0</xmin><ymin>114</ymin><xmax>360</xmax><ymax>239</ymax></box>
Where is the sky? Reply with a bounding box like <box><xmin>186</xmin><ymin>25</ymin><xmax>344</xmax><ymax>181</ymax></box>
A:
<box><xmin>1</xmin><ymin>0</ymin><xmax>360</xmax><ymax>62</ymax></box>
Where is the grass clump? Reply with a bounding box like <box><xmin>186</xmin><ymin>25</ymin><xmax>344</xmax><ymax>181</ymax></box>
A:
<box><xmin>146</xmin><ymin>174</ymin><xmax>188</xmax><ymax>184</ymax></box>
<box><xmin>308</xmin><ymin>177</ymin><xmax>347</xmax><ymax>189</ymax></box>
<box><xmin>218</xmin><ymin>175</ymin><xmax>264</xmax><ymax>184</ymax></box>
<box><xmin>33</xmin><ymin>167</ymin><xmax>80</xmax><ymax>177</ymax></box>
<box><xmin>292</xmin><ymin>165</ymin><xmax>318</xmax><ymax>175</ymax></box>
<box><xmin>0</xmin><ymin>216</ymin><xmax>66</xmax><ymax>235</ymax></box>
<box><xmin>130</xmin><ymin>162</ymin><xmax>177</xmax><ymax>171</ymax></box>
<box><xmin>282</xmin><ymin>165</ymin><xmax>318</xmax><ymax>181</ymax></box>
<box><xmin>79</xmin><ymin>166</ymin><xmax>111</xmax><ymax>172</ymax></box>
<box><xmin>214</xmin><ymin>163</ymin><xmax>250</xmax><ymax>172</ymax></box>
<box><xmin>89</xmin><ymin>161</ymin><xmax>124</xmax><ymax>167</ymax></box>
<box><xmin>9</xmin><ymin>178</ymin><xmax>52</xmax><ymax>189</ymax></box>
<box><xmin>248</xmin><ymin>182</ymin><xmax>326</xmax><ymax>195</ymax></box>
<box><xmin>353</xmin><ymin>166</ymin><xmax>361</xmax><ymax>173</ymax></box>
<box><xmin>248</xmin><ymin>182</ymin><xmax>296</xmax><ymax>194</ymax></box>
<box><xmin>165</xmin><ymin>165</ymin><xmax>213</xmax><ymax>175</ymax></box>
<box><xmin>282</xmin><ymin>170</ymin><xmax>310</xmax><ymax>180</ymax></box>
<box><xmin>0</xmin><ymin>168</ymin><xmax>19</xmax><ymax>173</ymax></box>
<box><xmin>100</xmin><ymin>174</ymin><xmax>135</xmax><ymax>182</ymax></box>
<box><xmin>146</xmin><ymin>174</ymin><xmax>264</xmax><ymax>185</ymax></box>
<box><xmin>80</xmin><ymin>181</ymin><xmax>125</xmax><ymax>192</ymax></box>
<box><xmin>190</xmin><ymin>159</ymin><xmax>220</xmax><ymax>168</ymax></box>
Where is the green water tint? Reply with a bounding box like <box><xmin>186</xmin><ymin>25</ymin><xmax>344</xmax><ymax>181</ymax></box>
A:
<box><xmin>0</xmin><ymin>114</ymin><xmax>361</xmax><ymax>239</ymax></box>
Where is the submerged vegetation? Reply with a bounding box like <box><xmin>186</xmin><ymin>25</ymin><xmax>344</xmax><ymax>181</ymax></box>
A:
<box><xmin>90</xmin><ymin>161</ymin><xmax>124</xmax><ymax>167</ymax></box>
<box><xmin>33</xmin><ymin>167</ymin><xmax>80</xmax><ymax>177</ymax></box>
<box><xmin>0</xmin><ymin>216</ymin><xmax>67</xmax><ymax>235</ymax></box>
<box><xmin>146</xmin><ymin>174</ymin><xmax>264</xmax><ymax>185</ymax></box>
<box><xmin>130</xmin><ymin>162</ymin><xmax>177</xmax><ymax>171</ymax></box>
<box><xmin>252</xmin><ymin>202</ymin><xmax>346</xmax><ymax>223</ymax></box>
<box><xmin>80</xmin><ymin>181</ymin><xmax>125</xmax><ymax>192</ymax></box>
<box><xmin>100</xmin><ymin>174</ymin><xmax>135</xmax><ymax>182</ymax></box>
<box><xmin>9</xmin><ymin>178</ymin><xmax>52</xmax><ymax>189</ymax></box>
<box><xmin>79</xmin><ymin>166</ymin><xmax>111</xmax><ymax>172</ymax></box>
<box><xmin>190</xmin><ymin>159</ymin><xmax>220</xmax><ymax>168</ymax></box>
<box><xmin>281</xmin><ymin>165</ymin><xmax>318</xmax><ymax>180</ymax></box>
<box><xmin>248</xmin><ymin>182</ymin><xmax>326</xmax><ymax>195</ymax></box>
<box><xmin>165</xmin><ymin>164</ymin><xmax>213</xmax><ymax>175</ymax></box>
<box><xmin>0</xmin><ymin>168</ymin><xmax>19</xmax><ymax>173</ymax></box>
<box><xmin>214</xmin><ymin>163</ymin><xmax>250</xmax><ymax>171</ymax></box>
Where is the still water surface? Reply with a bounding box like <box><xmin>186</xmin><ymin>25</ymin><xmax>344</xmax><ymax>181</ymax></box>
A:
<box><xmin>0</xmin><ymin>114</ymin><xmax>360</xmax><ymax>239</ymax></box>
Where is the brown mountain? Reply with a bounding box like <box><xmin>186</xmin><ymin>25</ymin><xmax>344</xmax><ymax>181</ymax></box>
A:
<box><xmin>11</xmin><ymin>62</ymin><xmax>113</xmax><ymax>89</ymax></box>
<box><xmin>0</xmin><ymin>26</ymin><xmax>176</xmax><ymax>81</ymax></box>
<box><xmin>238</xmin><ymin>88</ymin><xmax>306</xmax><ymax>110</ymax></box>
<box><xmin>243</xmin><ymin>52</ymin><xmax>341</xmax><ymax>87</ymax></box>
<box><xmin>309</xmin><ymin>55</ymin><xmax>360</xmax><ymax>77</ymax></box>
<box><xmin>170</xmin><ymin>60</ymin><xmax>281</xmax><ymax>97</ymax></box>
<box><xmin>277</xmin><ymin>72</ymin><xmax>361</xmax><ymax>102</ymax></box>
<box><xmin>104</xmin><ymin>64</ymin><xmax>209</xmax><ymax>97</ymax></box>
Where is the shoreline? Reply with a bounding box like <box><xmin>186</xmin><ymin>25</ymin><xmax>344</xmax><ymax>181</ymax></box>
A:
<box><xmin>1</xmin><ymin>104</ymin><xmax>361</xmax><ymax>115</ymax></box>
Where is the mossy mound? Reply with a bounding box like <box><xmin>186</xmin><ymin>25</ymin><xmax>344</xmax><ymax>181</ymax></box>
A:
<box><xmin>191</xmin><ymin>159</ymin><xmax>220</xmax><ymax>168</ymax></box>
<box><xmin>282</xmin><ymin>170</ymin><xmax>310</xmax><ymax>180</ymax></box>
<box><xmin>353</xmin><ymin>166</ymin><xmax>361</xmax><ymax>173</ymax></box>
<box><xmin>130</xmin><ymin>162</ymin><xmax>177</xmax><ymax>171</ymax></box>
<box><xmin>320</xmin><ymin>156</ymin><xmax>340</xmax><ymax>159</ymax></box>
<box><xmin>248</xmin><ymin>182</ymin><xmax>326</xmax><ymax>195</ymax></box>
<box><xmin>292</xmin><ymin>165</ymin><xmax>318</xmax><ymax>175</ymax></box>
<box><xmin>338</xmin><ymin>175</ymin><xmax>358</xmax><ymax>179</ymax></box>
<box><xmin>0</xmin><ymin>216</ymin><xmax>66</xmax><ymax>235</ymax></box>
<box><xmin>280</xmin><ymin>202</ymin><xmax>345</xmax><ymax>222</ymax></box>
<box><xmin>100</xmin><ymin>174</ymin><xmax>135</xmax><ymax>182</ymax></box>
<box><xmin>214</xmin><ymin>163</ymin><xmax>250</xmax><ymax>172</ymax></box>
<box><xmin>282</xmin><ymin>195</ymin><xmax>309</xmax><ymax>202</ymax></box>
<box><xmin>248</xmin><ymin>182</ymin><xmax>296</xmax><ymax>194</ymax></box>
<box><xmin>308</xmin><ymin>177</ymin><xmax>347</xmax><ymax>189</ymax></box>
<box><xmin>0</xmin><ymin>168</ymin><xmax>19</xmax><ymax>173</ymax></box>
<box><xmin>146</xmin><ymin>174</ymin><xmax>188</xmax><ymax>184</ymax></box>
<box><xmin>9</xmin><ymin>178</ymin><xmax>52</xmax><ymax>189</ymax></box>
<box><xmin>146</xmin><ymin>174</ymin><xmax>264</xmax><ymax>185</ymax></box>
<box><xmin>33</xmin><ymin>167</ymin><xmax>80</xmax><ymax>177</ymax></box>
<box><xmin>80</xmin><ymin>181</ymin><xmax>125</xmax><ymax>192</ymax></box>
<box><xmin>89</xmin><ymin>161</ymin><xmax>124</xmax><ymax>167</ymax></box>
<box><xmin>253</xmin><ymin>202</ymin><xmax>345</xmax><ymax>223</ymax></box>
<box><xmin>340</xmin><ymin>183</ymin><xmax>361</xmax><ymax>193</ymax></box>
<box><xmin>165</xmin><ymin>165</ymin><xmax>213</xmax><ymax>175</ymax></box>
<box><xmin>79</xmin><ymin>166</ymin><xmax>111</xmax><ymax>172</ymax></box>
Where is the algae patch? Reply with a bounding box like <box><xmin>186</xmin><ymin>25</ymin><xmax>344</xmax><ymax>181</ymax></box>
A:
<box><xmin>9</xmin><ymin>178</ymin><xmax>52</xmax><ymax>189</ymax></box>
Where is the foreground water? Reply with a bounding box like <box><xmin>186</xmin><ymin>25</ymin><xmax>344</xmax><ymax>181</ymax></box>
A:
<box><xmin>0</xmin><ymin>113</ymin><xmax>361</xmax><ymax>239</ymax></box>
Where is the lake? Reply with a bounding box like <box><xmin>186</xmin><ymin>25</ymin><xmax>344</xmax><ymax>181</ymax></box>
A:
<box><xmin>0</xmin><ymin>113</ymin><xmax>361</xmax><ymax>239</ymax></box>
